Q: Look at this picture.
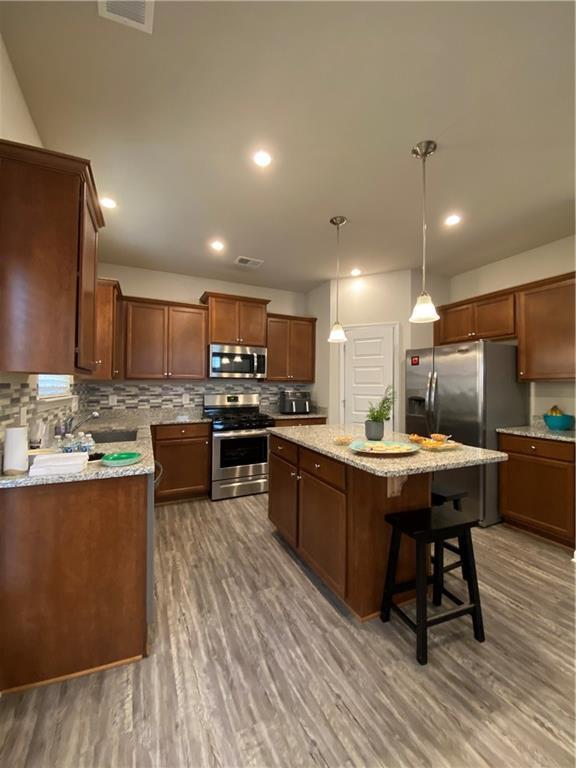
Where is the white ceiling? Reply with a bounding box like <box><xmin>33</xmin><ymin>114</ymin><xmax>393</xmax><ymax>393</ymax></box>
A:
<box><xmin>1</xmin><ymin>1</ymin><xmax>573</xmax><ymax>292</ymax></box>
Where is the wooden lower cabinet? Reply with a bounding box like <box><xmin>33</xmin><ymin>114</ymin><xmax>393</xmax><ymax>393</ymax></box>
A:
<box><xmin>499</xmin><ymin>434</ymin><xmax>575</xmax><ymax>547</ymax></box>
<box><xmin>0</xmin><ymin>475</ymin><xmax>148</xmax><ymax>692</ymax></box>
<box><xmin>154</xmin><ymin>424</ymin><xmax>211</xmax><ymax>501</ymax></box>
<box><xmin>268</xmin><ymin>437</ymin><xmax>430</xmax><ymax>619</ymax></box>
<box><xmin>268</xmin><ymin>453</ymin><xmax>298</xmax><ymax>547</ymax></box>
<box><xmin>299</xmin><ymin>471</ymin><xmax>347</xmax><ymax>597</ymax></box>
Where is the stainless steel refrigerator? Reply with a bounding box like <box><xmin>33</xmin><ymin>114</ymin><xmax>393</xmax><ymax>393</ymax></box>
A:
<box><xmin>405</xmin><ymin>340</ymin><xmax>529</xmax><ymax>526</ymax></box>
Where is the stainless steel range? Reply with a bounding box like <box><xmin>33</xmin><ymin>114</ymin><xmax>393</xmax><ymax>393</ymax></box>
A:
<box><xmin>204</xmin><ymin>393</ymin><xmax>274</xmax><ymax>500</ymax></box>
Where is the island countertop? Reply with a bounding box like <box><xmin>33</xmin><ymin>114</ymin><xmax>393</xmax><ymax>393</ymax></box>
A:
<box><xmin>267</xmin><ymin>424</ymin><xmax>507</xmax><ymax>477</ymax></box>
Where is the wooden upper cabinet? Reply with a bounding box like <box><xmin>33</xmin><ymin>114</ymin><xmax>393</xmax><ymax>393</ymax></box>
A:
<box><xmin>267</xmin><ymin>316</ymin><xmax>290</xmax><ymax>380</ymax></box>
<box><xmin>436</xmin><ymin>304</ymin><xmax>474</xmax><ymax>344</ymax></box>
<box><xmin>200</xmin><ymin>292</ymin><xmax>269</xmax><ymax>346</ymax></box>
<box><xmin>267</xmin><ymin>314</ymin><xmax>316</xmax><ymax>382</ymax></box>
<box><xmin>0</xmin><ymin>140</ymin><xmax>104</xmax><ymax>374</ymax></box>
<box><xmin>473</xmin><ymin>293</ymin><xmax>515</xmax><ymax>339</ymax></box>
<box><xmin>88</xmin><ymin>280</ymin><xmax>120</xmax><ymax>380</ymax></box>
<box><xmin>516</xmin><ymin>276</ymin><xmax>575</xmax><ymax>380</ymax></box>
<box><xmin>167</xmin><ymin>305</ymin><xmax>207</xmax><ymax>379</ymax></box>
<box><xmin>125</xmin><ymin>301</ymin><xmax>167</xmax><ymax>379</ymax></box>
<box><xmin>125</xmin><ymin>299</ymin><xmax>207</xmax><ymax>380</ymax></box>
<box><xmin>112</xmin><ymin>292</ymin><xmax>125</xmax><ymax>379</ymax></box>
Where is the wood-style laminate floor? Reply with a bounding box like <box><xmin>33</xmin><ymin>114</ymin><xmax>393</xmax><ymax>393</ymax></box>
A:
<box><xmin>1</xmin><ymin>495</ymin><xmax>574</xmax><ymax>768</ymax></box>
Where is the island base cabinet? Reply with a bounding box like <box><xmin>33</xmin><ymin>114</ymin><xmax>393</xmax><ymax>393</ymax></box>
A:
<box><xmin>298</xmin><ymin>471</ymin><xmax>347</xmax><ymax>598</ymax></box>
<box><xmin>0</xmin><ymin>476</ymin><xmax>148</xmax><ymax>693</ymax></box>
<box><xmin>268</xmin><ymin>453</ymin><xmax>298</xmax><ymax>547</ymax></box>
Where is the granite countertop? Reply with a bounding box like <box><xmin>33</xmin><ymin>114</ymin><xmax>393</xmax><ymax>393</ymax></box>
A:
<box><xmin>0</xmin><ymin>426</ymin><xmax>156</xmax><ymax>490</ymax></box>
<box><xmin>84</xmin><ymin>407</ymin><xmax>210</xmax><ymax>429</ymax></box>
<box><xmin>263</xmin><ymin>411</ymin><xmax>326</xmax><ymax>421</ymax></box>
<box><xmin>267</xmin><ymin>424</ymin><xmax>507</xmax><ymax>478</ymax></box>
<box><xmin>496</xmin><ymin>425</ymin><xmax>576</xmax><ymax>444</ymax></box>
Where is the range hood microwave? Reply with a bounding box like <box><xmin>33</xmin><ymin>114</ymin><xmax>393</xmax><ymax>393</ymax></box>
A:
<box><xmin>208</xmin><ymin>344</ymin><xmax>267</xmax><ymax>379</ymax></box>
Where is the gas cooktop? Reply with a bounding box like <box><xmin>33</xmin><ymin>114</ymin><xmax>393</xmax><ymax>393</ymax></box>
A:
<box><xmin>208</xmin><ymin>411</ymin><xmax>275</xmax><ymax>432</ymax></box>
<box><xmin>203</xmin><ymin>393</ymin><xmax>274</xmax><ymax>432</ymax></box>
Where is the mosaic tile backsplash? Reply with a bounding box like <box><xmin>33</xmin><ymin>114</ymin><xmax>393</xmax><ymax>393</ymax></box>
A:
<box><xmin>75</xmin><ymin>380</ymin><xmax>311</xmax><ymax>412</ymax></box>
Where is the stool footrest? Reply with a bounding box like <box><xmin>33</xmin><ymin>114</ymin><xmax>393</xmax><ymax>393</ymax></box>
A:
<box><xmin>431</xmin><ymin>557</ymin><xmax>463</xmax><ymax>575</ymax></box>
<box><xmin>390</xmin><ymin>603</ymin><xmax>417</xmax><ymax>632</ymax></box>
<box><xmin>443</xmin><ymin>542</ymin><xmax>461</xmax><ymax>555</ymax></box>
<box><xmin>441</xmin><ymin>586</ymin><xmax>464</xmax><ymax>606</ymax></box>
<box><xmin>427</xmin><ymin>604</ymin><xmax>475</xmax><ymax>628</ymax></box>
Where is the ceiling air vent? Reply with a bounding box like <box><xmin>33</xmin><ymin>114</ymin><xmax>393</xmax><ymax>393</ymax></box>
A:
<box><xmin>98</xmin><ymin>1</ymin><xmax>154</xmax><ymax>34</ymax></box>
<box><xmin>234</xmin><ymin>256</ymin><xmax>264</xmax><ymax>269</ymax></box>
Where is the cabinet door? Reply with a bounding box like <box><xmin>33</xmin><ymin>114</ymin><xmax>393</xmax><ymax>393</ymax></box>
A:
<box><xmin>125</xmin><ymin>302</ymin><xmax>167</xmax><ymax>379</ymax></box>
<box><xmin>267</xmin><ymin>317</ymin><xmax>290</xmax><ymax>380</ymax></box>
<box><xmin>112</xmin><ymin>292</ymin><xmax>125</xmax><ymax>379</ymax></box>
<box><xmin>209</xmin><ymin>296</ymin><xmax>239</xmax><ymax>343</ymax></box>
<box><xmin>473</xmin><ymin>294</ymin><xmax>515</xmax><ymax>339</ymax></box>
<box><xmin>500</xmin><ymin>452</ymin><xmax>575</xmax><ymax>546</ymax></box>
<box><xmin>298</xmin><ymin>471</ymin><xmax>347</xmax><ymax>597</ymax></box>
<box><xmin>76</xmin><ymin>188</ymin><xmax>98</xmax><ymax>371</ymax></box>
<box><xmin>154</xmin><ymin>437</ymin><xmax>210</xmax><ymax>501</ymax></box>
<box><xmin>167</xmin><ymin>306</ymin><xmax>207</xmax><ymax>379</ymax></box>
<box><xmin>437</xmin><ymin>304</ymin><xmax>474</xmax><ymax>344</ymax></box>
<box><xmin>517</xmin><ymin>277</ymin><xmax>575</xmax><ymax>380</ymax></box>
<box><xmin>91</xmin><ymin>281</ymin><xmax>115</xmax><ymax>380</ymax></box>
<box><xmin>238</xmin><ymin>301</ymin><xmax>267</xmax><ymax>346</ymax></box>
<box><xmin>289</xmin><ymin>319</ymin><xmax>315</xmax><ymax>381</ymax></box>
<box><xmin>268</xmin><ymin>453</ymin><xmax>299</xmax><ymax>547</ymax></box>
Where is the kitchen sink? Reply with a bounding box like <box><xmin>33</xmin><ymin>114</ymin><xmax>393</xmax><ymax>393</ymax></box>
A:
<box><xmin>91</xmin><ymin>429</ymin><xmax>138</xmax><ymax>444</ymax></box>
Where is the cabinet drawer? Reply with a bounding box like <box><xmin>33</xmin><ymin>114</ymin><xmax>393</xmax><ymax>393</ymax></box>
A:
<box><xmin>498</xmin><ymin>434</ymin><xmax>574</xmax><ymax>463</ymax></box>
<box><xmin>269</xmin><ymin>435</ymin><xmax>298</xmax><ymax>465</ymax></box>
<box><xmin>155</xmin><ymin>423</ymin><xmax>211</xmax><ymax>441</ymax></box>
<box><xmin>299</xmin><ymin>448</ymin><xmax>346</xmax><ymax>490</ymax></box>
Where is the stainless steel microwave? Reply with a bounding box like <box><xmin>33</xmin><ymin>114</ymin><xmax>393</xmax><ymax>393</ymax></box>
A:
<box><xmin>208</xmin><ymin>344</ymin><xmax>267</xmax><ymax>378</ymax></box>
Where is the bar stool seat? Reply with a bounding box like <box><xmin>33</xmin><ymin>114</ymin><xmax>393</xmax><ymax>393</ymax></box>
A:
<box><xmin>380</xmin><ymin>507</ymin><xmax>485</xmax><ymax>665</ymax></box>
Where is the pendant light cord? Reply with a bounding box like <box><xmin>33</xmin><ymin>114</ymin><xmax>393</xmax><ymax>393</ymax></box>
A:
<box><xmin>421</xmin><ymin>155</ymin><xmax>427</xmax><ymax>294</ymax></box>
<box><xmin>336</xmin><ymin>223</ymin><xmax>341</xmax><ymax>323</ymax></box>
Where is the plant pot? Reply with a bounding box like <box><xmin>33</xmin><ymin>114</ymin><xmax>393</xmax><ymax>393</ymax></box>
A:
<box><xmin>365</xmin><ymin>420</ymin><xmax>384</xmax><ymax>441</ymax></box>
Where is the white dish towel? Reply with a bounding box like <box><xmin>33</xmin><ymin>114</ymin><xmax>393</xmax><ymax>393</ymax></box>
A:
<box><xmin>29</xmin><ymin>453</ymin><xmax>88</xmax><ymax>477</ymax></box>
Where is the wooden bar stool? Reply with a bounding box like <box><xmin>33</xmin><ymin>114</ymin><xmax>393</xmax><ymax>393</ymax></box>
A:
<box><xmin>380</xmin><ymin>507</ymin><xmax>485</xmax><ymax>665</ymax></box>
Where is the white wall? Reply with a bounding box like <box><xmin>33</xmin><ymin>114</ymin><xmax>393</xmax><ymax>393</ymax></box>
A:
<box><xmin>0</xmin><ymin>34</ymin><xmax>42</xmax><ymax>146</ymax></box>
<box><xmin>449</xmin><ymin>236</ymin><xmax>576</xmax><ymax>418</ymax></box>
<box><xmin>98</xmin><ymin>263</ymin><xmax>307</xmax><ymax>316</ymax></box>
<box><xmin>450</xmin><ymin>236</ymin><xmax>575</xmax><ymax>302</ymax></box>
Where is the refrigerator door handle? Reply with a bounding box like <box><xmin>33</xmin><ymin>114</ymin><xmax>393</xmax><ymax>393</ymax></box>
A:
<box><xmin>430</xmin><ymin>371</ymin><xmax>438</xmax><ymax>429</ymax></box>
<box><xmin>424</xmin><ymin>371</ymin><xmax>432</xmax><ymax>414</ymax></box>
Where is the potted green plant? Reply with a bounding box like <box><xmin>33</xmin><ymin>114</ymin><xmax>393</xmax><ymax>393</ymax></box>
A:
<box><xmin>365</xmin><ymin>386</ymin><xmax>395</xmax><ymax>441</ymax></box>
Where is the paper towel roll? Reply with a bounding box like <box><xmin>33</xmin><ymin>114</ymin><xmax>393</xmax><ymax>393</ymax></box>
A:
<box><xmin>3</xmin><ymin>426</ymin><xmax>29</xmax><ymax>475</ymax></box>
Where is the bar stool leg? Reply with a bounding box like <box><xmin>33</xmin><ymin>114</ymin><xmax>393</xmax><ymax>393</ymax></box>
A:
<box><xmin>380</xmin><ymin>527</ymin><xmax>401</xmax><ymax>623</ymax></box>
<box><xmin>432</xmin><ymin>540</ymin><xmax>443</xmax><ymax>606</ymax></box>
<box><xmin>459</xmin><ymin>529</ymin><xmax>485</xmax><ymax>643</ymax></box>
<box><xmin>415</xmin><ymin>540</ymin><xmax>428</xmax><ymax>665</ymax></box>
<box><xmin>452</xmin><ymin>499</ymin><xmax>469</xmax><ymax>581</ymax></box>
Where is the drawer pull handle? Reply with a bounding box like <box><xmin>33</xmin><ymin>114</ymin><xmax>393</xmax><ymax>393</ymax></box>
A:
<box><xmin>314</xmin><ymin>463</ymin><xmax>321</xmax><ymax>469</ymax></box>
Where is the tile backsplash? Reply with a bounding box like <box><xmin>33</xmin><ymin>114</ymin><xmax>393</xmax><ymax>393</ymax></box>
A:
<box><xmin>75</xmin><ymin>380</ymin><xmax>311</xmax><ymax>412</ymax></box>
<box><xmin>0</xmin><ymin>375</ymin><xmax>75</xmax><ymax>443</ymax></box>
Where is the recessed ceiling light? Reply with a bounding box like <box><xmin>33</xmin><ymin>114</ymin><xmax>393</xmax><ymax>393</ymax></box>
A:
<box><xmin>253</xmin><ymin>150</ymin><xmax>272</xmax><ymax>167</ymax></box>
<box><xmin>350</xmin><ymin>268</ymin><xmax>362</xmax><ymax>277</ymax></box>
<box><xmin>209</xmin><ymin>239</ymin><xmax>225</xmax><ymax>252</ymax></box>
<box><xmin>100</xmin><ymin>197</ymin><xmax>117</xmax><ymax>209</ymax></box>
<box><xmin>445</xmin><ymin>213</ymin><xmax>461</xmax><ymax>226</ymax></box>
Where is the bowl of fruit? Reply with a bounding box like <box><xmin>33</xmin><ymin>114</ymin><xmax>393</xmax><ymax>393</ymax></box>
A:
<box><xmin>543</xmin><ymin>406</ymin><xmax>575</xmax><ymax>431</ymax></box>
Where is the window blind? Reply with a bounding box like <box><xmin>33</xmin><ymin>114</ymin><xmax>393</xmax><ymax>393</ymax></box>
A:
<box><xmin>37</xmin><ymin>375</ymin><xmax>72</xmax><ymax>399</ymax></box>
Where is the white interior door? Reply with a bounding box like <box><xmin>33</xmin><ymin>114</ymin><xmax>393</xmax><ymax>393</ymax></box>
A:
<box><xmin>342</xmin><ymin>324</ymin><xmax>397</xmax><ymax>435</ymax></box>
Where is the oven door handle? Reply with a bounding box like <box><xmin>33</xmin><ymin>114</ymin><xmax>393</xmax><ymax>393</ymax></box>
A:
<box><xmin>213</xmin><ymin>429</ymin><xmax>270</xmax><ymax>439</ymax></box>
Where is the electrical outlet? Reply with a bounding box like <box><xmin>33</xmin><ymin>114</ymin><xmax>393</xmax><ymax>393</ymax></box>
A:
<box><xmin>109</xmin><ymin>393</ymin><xmax>118</xmax><ymax>406</ymax></box>
<box><xmin>182</xmin><ymin>393</ymin><xmax>190</xmax><ymax>405</ymax></box>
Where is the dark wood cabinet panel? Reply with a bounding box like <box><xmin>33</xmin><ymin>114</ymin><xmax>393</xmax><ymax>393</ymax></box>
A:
<box><xmin>125</xmin><ymin>301</ymin><xmax>167</xmax><ymax>379</ymax></box>
<box><xmin>299</xmin><ymin>447</ymin><xmax>346</xmax><ymax>490</ymax></box>
<box><xmin>298</xmin><ymin>472</ymin><xmax>347</xmax><ymax>598</ymax></box>
<box><xmin>167</xmin><ymin>306</ymin><xmax>207</xmax><ymax>379</ymax></box>
<box><xmin>474</xmin><ymin>294</ymin><xmax>515</xmax><ymax>339</ymax></box>
<box><xmin>0</xmin><ymin>476</ymin><xmax>147</xmax><ymax>692</ymax></box>
<box><xmin>273</xmin><ymin>418</ymin><xmax>327</xmax><ymax>427</ymax></box>
<box><xmin>76</xmin><ymin>188</ymin><xmax>98</xmax><ymax>371</ymax></box>
<box><xmin>154</xmin><ymin>437</ymin><xmax>210</xmax><ymax>501</ymax></box>
<box><xmin>267</xmin><ymin>317</ymin><xmax>290</xmax><ymax>379</ymax></box>
<box><xmin>200</xmin><ymin>292</ymin><xmax>270</xmax><ymax>345</ymax></box>
<box><xmin>88</xmin><ymin>280</ymin><xmax>119</xmax><ymax>380</ymax></box>
<box><xmin>238</xmin><ymin>300</ymin><xmax>267</xmax><ymax>346</ymax></box>
<box><xmin>499</xmin><ymin>441</ymin><xmax>575</xmax><ymax>547</ymax></box>
<box><xmin>112</xmin><ymin>292</ymin><xmax>125</xmax><ymax>379</ymax></box>
<box><xmin>268</xmin><ymin>453</ymin><xmax>299</xmax><ymax>547</ymax></box>
<box><xmin>269</xmin><ymin>434</ymin><xmax>299</xmax><ymax>464</ymax></box>
<box><xmin>267</xmin><ymin>314</ymin><xmax>316</xmax><ymax>382</ymax></box>
<box><xmin>517</xmin><ymin>277</ymin><xmax>575</xmax><ymax>380</ymax></box>
<box><xmin>208</xmin><ymin>295</ymin><xmax>239</xmax><ymax>343</ymax></box>
<box><xmin>437</xmin><ymin>304</ymin><xmax>474</xmax><ymax>343</ymax></box>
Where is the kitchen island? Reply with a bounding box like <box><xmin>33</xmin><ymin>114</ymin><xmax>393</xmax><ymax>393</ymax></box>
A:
<box><xmin>267</xmin><ymin>424</ymin><xmax>507</xmax><ymax>620</ymax></box>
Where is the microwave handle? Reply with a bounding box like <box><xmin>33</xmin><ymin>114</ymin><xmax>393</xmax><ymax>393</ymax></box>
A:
<box><xmin>253</xmin><ymin>353</ymin><xmax>258</xmax><ymax>373</ymax></box>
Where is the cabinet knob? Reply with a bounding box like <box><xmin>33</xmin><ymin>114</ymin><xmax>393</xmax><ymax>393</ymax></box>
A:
<box><xmin>168</xmin><ymin>372</ymin><xmax>173</xmax><ymax>376</ymax></box>
<box><xmin>314</xmin><ymin>463</ymin><xmax>321</xmax><ymax>469</ymax></box>
<box><xmin>164</xmin><ymin>372</ymin><xmax>168</xmax><ymax>376</ymax></box>
<box><xmin>113</xmin><ymin>369</ymin><xmax>119</xmax><ymax>375</ymax></box>
<box><xmin>290</xmin><ymin>471</ymin><xmax>296</xmax><ymax>478</ymax></box>
<box><xmin>296</xmin><ymin>475</ymin><xmax>302</xmax><ymax>481</ymax></box>
<box><xmin>520</xmin><ymin>371</ymin><xmax>525</xmax><ymax>376</ymax></box>
<box><xmin>277</xmin><ymin>445</ymin><xmax>283</xmax><ymax>450</ymax></box>
<box><xmin>181</xmin><ymin>429</ymin><xmax>186</xmax><ymax>434</ymax></box>
<box><xmin>530</xmin><ymin>445</ymin><xmax>536</xmax><ymax>450</ymax></box>
<box><xmin>205</xmin><ymin>440</ymin><xmax>209</xmax><ymax>445</ymax></box>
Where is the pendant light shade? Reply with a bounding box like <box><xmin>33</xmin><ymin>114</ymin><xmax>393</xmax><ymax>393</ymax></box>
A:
<box><xmin>409</xmin><ymin>140</ymin><xmax>440</xmax><ymax>325</ymax></box>
<box><xmin>328</xmin><ymin>215</ymin><xmax>348</xmax><ymax>344</ymax></box>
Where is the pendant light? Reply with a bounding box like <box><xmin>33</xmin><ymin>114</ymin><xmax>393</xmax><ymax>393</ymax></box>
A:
<box><xmin>409</xmin><ymin>140</ymin><xmax>440</xmax><ymax>323</ymax></box>
<box><xmin>328</xmin><ymin>215</ymin><xmax>348</xmax><ymax>343</ymax></box>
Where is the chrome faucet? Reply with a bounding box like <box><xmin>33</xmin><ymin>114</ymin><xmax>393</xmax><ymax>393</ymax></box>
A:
<box><xmin>65</xmin><ymin>411</ymin><xmax>100</xmax><ymax>434</ymax></box>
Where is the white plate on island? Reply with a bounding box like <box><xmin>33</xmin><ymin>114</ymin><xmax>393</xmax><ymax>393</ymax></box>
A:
<box><xmin>348</xmin><ymin>440</ymin><xmax>420</xmax><ymax>457</ymax></box>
